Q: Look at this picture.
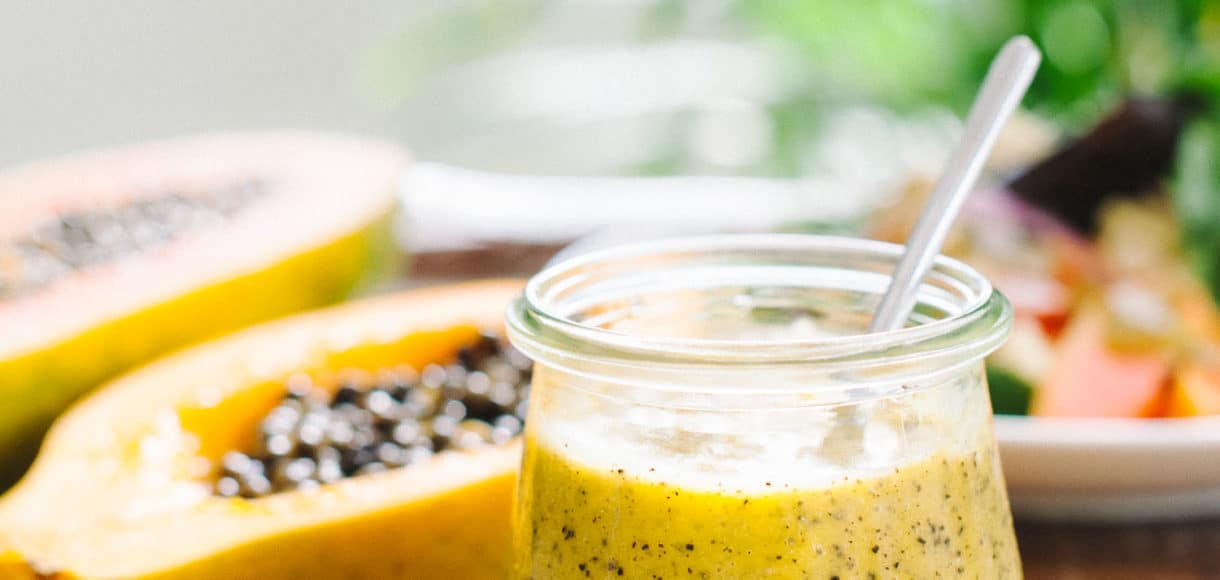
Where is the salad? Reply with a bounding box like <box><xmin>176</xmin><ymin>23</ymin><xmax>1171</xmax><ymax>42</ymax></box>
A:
<box><xmin>751</xmin><ymin>0</ymin><xmax>1220</xmax><ymax>419</ymax></box>
<box><xmin>870</xmin><ymin>95</ymin><xmax>1220</xmax><ymax>419</ymax></box>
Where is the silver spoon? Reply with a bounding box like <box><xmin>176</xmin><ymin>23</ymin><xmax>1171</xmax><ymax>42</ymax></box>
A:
<box><xmin>870</xmin><ymin>36</ymin><xmax>1042</xmax><ymax>332</ymax></box>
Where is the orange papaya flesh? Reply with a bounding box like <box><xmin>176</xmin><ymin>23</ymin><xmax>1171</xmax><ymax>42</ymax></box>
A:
<box><xmin>0</xmin><ymin>281</ymin><xmax>524</xmax><ymax>580</ymax></box>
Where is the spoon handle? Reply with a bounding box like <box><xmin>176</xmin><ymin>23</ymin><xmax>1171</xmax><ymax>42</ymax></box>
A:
<box><xmin>869</xmin><ymin>36</ymin><xmax>1041</xmax><ymax>333</ymax></box>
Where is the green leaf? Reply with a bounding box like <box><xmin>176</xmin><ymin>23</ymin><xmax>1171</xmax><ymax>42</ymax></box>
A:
<box><xmin>986</xmin><ymin>363</ymin><xmax>1035</xmax><ymax>415</ymax></box>
<box><xmin>736</xmin><ymin>0</ymin><xmax>1208</xmax><ymax>129</ymax></box>
<box><xmin>1173</xmin><ymin>117</ymin><xmax>1220</xmax><ymax>302</ymax></box>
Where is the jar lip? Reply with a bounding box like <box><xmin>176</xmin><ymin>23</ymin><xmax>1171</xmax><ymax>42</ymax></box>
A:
<box><xmin>509</xmin><ymin>234</ymin><xmax>1012</xmax><ymax>372</ymax></box>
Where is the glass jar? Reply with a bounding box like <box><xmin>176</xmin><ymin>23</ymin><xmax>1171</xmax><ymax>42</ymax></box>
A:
<box><xmin>507</xmin><ymin>234</ymin><xmax>1018</xmax><ymax>579</ymax></box>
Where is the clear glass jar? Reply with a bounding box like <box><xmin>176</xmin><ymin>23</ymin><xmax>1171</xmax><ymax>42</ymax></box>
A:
<box><xmin>507</xmin><ymin>234</ymin><xmax>1018</xmax><ymax>579</ymax></box>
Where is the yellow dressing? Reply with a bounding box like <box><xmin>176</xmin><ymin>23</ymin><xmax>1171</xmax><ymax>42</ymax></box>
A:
<box><xmin>516</xmin><ymin>436</ymin><xmax>1020</xmax><ymax>579</ymax></box>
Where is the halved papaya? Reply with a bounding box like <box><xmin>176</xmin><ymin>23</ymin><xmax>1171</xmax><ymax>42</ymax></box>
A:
<box><xmin>0</xmin><ymin>280</ymin><xmax>523</xmax><ymax>579</ymax></box>
<box><xmin>0</xmin><ymin>132</ymin><xmax>406</xmax><ymax>486</ymax></box>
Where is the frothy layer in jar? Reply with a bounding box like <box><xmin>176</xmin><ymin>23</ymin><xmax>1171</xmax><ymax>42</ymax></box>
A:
<box><xmin>528</xmin><ymin>383</ymin><xmax>988</xmax><ymax>495</ymax></box>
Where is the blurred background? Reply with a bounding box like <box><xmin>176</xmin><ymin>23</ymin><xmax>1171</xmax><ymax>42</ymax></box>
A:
<box><xmin>5</xmin><ymin>0</ymin><xmax>1211</xmax><ymax>173</ymax></box>
<box><xmin>11</xmin><ymin>0</ymin><xmax>1215</xmax><ymax>262</ymax></box>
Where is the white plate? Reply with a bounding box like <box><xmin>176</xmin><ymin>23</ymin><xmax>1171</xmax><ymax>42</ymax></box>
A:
<box><xmin>996</xmin><ymin>415</ymin><xmax>1220</xmax><ymax>523</ymax></box>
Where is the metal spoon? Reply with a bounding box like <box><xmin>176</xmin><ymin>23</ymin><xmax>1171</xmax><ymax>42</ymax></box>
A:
<box><xmin>870</xmin><ymin>36</ymin><xmax>1042</xmax><ymax>332</ymax></box>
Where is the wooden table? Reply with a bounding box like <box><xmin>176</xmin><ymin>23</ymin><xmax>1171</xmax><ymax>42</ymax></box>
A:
<box><xmin>410</xmin><ymin>244</ymin><xmax>1220</xmax><ymax>580</ymax></box>
<box><xmin>1018</xmin><ymin>521</ymin><xmax>1220</xmax><ymax>579</ymax></box>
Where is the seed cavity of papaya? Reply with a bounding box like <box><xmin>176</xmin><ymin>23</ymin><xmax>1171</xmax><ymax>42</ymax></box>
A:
<box><xmin>215</xmin><ymin>332</ymin><xmax>532</xmax><ymax>498</ymax></box>
<box><xmin>0</xmin><ymin>180</ymin><xmax>266</xmax><ymax>300</ymax></box>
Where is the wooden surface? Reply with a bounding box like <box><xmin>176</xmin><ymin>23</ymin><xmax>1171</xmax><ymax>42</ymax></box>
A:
<box><xmin>410</xmin><ymin>244</ymin><xmax>1220</xmax><ymax>580</ymax></box>
<box><xmin>1018</xmin><ymin>521</ymin><xmax>1220</xmax><ymax>579</ymax></box>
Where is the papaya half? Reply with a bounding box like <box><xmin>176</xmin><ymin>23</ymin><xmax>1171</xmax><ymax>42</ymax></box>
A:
<box><xmin>0</xmin><ymin>132</ymin><xmax>407</xmax><ymax>487</ymax></box>
<box><xmin>0</xmin><ymin>280</ymin><xmax>524</xmax><ymax>579</ymax></box>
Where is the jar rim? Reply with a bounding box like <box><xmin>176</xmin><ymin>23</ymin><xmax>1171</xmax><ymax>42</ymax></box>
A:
<box><xmin>507</xmin><ymin>234</ymin><xmax>1011</xmax><ymax>383</ymax></box>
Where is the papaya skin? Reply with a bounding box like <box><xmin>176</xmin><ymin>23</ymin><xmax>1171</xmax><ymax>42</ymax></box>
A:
<box><xmin>0</xmin><ymin>281</ymin><xmax>523</xmax><ymax>580</ymax></box>
<box><xmin>0</xmin><ymin>209</ymin><xmax>397</xmax><ymax>489</ymax></box>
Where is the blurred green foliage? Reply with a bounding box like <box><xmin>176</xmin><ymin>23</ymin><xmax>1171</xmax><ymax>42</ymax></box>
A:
<box><xmin>738</xmin><ymin>0</ymin><xmax>1214</xmax><ymax>129</ymax></box>
<box><xmin>379</xmin><ymin>0</ymin><xmax>1220</xmax><ymax>194</ymax></box>
<box><xmin>986</xmin><ymin>364</ymin><xmax>1035</xmax><ymax>415</ymax></box>
<box><xmin>1175</xmin><ymin>115</ymin><xmax>1220</xmax><ymax>302</ymax></box>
